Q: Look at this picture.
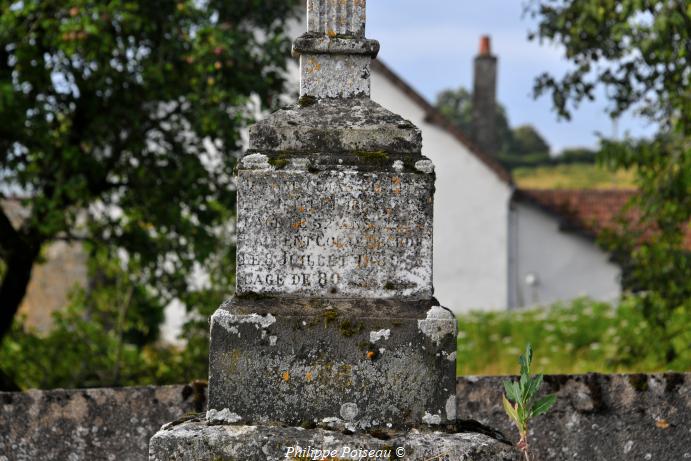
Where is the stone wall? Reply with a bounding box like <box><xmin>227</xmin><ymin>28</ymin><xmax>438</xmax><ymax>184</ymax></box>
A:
<box><xmin>1</xmin><ymin>374</ymin><xmax>688</xmax><ymax>460</ymax></box>
<box><xmin>459</xmin><ymin>373</ymin><xmax>690</xmax><ymax>460</ymax></box>
<box><xmin>0</xmin><ymin>383</ymin><xmax>206</xmax><ymax>461</ymax></box>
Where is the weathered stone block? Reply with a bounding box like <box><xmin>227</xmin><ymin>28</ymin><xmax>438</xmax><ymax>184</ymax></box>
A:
<box><xmin>306</xmin><ymin>0</ymin><xmax>367</xmax><ymax>37</ymax></box>
<box><xmin>236</xmin><ymin>153</ymin><xmax>434</xmax><ymax>300</ymax></box>
<box><xmin>207</xmin><ymin>297</ymin><xmax>456</xmax><ymax>430</ymax></box>
<box><xmin>149</xmin><ymin>420</ymin><xmax>521</xmax><ymax>461</ymax></box>
<box><xmin>247</xmin><ymin>98</ymin><xmax>422</xmax><ymax>155</ymax></box>
<box><xmin>300</xmin><ymin>53</ymin><xmax>371</xmax><ymax>98</ymax></box>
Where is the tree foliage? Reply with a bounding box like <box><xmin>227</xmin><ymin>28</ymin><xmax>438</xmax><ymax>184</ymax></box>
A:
<box><xmin>0</xmin><ymin>0</ymin><xmax>299</xmax><ymax>340</ymax></box>
<box><xmin>435</xmin><ymin>86</ymin><xmax>551</xmax><ymax>168</ymax></box>
<box><xmin>526</xmin><ymin>0</ymin><xmax>690</xmax><ymax>123</ymax></box>
<box><xmin>436</xmin><ymin>86</ymin><xmax>514</xmax><ymax>153</ymax></box>
<box><xmin>527</xmin><ymin>0</ymin><xmax>690</xmax><ymax>365</ymax></box>
<box><xmin>511</xmin><ymin>125</ymin><xmax>550</xmax><ymax>156</ymax></box>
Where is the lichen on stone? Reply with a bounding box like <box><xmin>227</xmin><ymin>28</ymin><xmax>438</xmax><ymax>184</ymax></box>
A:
<box><xmin>369</xmin><ymin>329</ymin><xmax>390</xmax><ymax>343</ymax></box>
<box><xmin>206</xmin><ymin>408</ymin><xmax>242</xmax><ymax>425</ymax></box>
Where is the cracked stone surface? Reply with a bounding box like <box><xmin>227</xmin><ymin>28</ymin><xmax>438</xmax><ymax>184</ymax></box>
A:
<box><xmin>2</xmin><ymin>374</ymin><xmax>688</xmax><ymax>460</ymax></box>
<box><xmin>149</xmin><ymin>420</ymin><xmax>521</xmax><ymax>461</ymax></box>
<box><xmin>207</xmin><ymin>298</ymin><xmax>456</xmax><ymax>430</ymax></box>
<box><xmin>248</xmin><ymin>98</ymin><xmax>422</xmax><ymax>155</ymax></box>
<box><xmin>236</xmin><ymin>164</ymin><xmax>434</xmax><ymax>299</ymax></box>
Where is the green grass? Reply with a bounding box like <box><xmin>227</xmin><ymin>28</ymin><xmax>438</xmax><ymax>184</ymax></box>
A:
<box><xmin>513</xmin><ymin>163</ymin><xmax>636</xmax><ymax>190</ymax></box>
<box><xmin>456</xmin><ymin>298</ymin><xmax>690</xmax><ymax>376</ymax></box>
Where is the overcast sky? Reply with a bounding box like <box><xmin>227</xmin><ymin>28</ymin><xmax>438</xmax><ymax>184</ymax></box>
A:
<box><xmin>366</xmin><ymin>0</ymin><xmax>656</xmax><ymax>154</ymax></box>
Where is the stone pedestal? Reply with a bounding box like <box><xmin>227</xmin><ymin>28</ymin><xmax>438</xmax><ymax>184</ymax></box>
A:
<box><xmin>150</xmin><ymin>0</ymin><xmax>519</xmax><ymax>459</ymax></box>
<box><xmin>208</xmin><ymin>298</ymin><xmax>456</xmax><ymax>430</ymax></box>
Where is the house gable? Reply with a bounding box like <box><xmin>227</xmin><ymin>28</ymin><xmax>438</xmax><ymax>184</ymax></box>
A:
<box><xmin>370</xmin><ymin>60</ymin><xmax>513</xmax><ymax>312</ymax></box>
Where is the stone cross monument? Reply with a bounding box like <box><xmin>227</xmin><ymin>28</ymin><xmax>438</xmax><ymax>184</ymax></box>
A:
<box><xmin>150</xmin><ymin>1</ymin><xmax>520</xmax><ymax>459</ymax></box>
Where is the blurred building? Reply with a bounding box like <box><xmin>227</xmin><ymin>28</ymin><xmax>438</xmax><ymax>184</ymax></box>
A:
<box><xmin>368</xmin><ymin>53</ymin><xmax>624</xmax><ymax>312</ymax></box>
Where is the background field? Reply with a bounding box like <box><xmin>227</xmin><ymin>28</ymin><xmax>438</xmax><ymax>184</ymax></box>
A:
<box><xmin>513</xmin><ymin>164</ymin><xmax>636</xmax><ymax>190</ymax></box>
<box><xmin>456</xmin><ymin>297</ymin><xmax>691</xmax><ymax>376</ymax></box>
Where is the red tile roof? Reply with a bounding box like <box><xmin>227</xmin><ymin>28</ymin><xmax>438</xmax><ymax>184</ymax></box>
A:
<box><xmin>518</xmin><ymin>189</ymin><xmax>691</xmax><ymax>250</ymax></box>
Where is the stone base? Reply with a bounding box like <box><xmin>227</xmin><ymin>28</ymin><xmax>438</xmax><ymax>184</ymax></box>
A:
<box><xmin>149</xmin><ymin>420</ymin><xmax>520</xmax><ymax>461</ymax></box>
<box><xmin>208</xmin><ymin>297</ymin><xmax>456</xmax><ymax>430</ymax></box>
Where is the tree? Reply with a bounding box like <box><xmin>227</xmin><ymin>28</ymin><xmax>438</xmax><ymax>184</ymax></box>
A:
<box><xmin>0</xmin><ymin>0</ymin><xmax>300</xmax><ymax>341</ymax></box>
<box><xmin>526</xmin><ymin>0</ymin><xmax>690</xmax><ymax>366</ymax></box>
<box><xmin>435</xmin><ymin>86</ymin><xmax>514</xmax><ymax>154</ymax></box>
<box><xmin>436</xmin><ymin>87</ymin><xmax>556</xmax><ymax>169</ymax></box>
<box><xmin>511</xmin><ymin>125</ymin><xmax>550</xmax><ymax>156</ymax></box>
<box><xmin>558</xmin><ymin>147</ymin><xmax>597</xmax><ymax>164</ymax></box>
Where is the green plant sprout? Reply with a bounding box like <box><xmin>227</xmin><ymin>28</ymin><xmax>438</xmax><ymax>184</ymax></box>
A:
<box><xmin>502</xmin><ymin>344</ymin><xmax>557</xmax><ymax>461</ymax></box>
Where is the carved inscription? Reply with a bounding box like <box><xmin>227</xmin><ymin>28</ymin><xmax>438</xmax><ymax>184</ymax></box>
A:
<box><xmin>236</xmin><ymin>169</ymin><xmax>433</xmax><ymax>298</ymax></box>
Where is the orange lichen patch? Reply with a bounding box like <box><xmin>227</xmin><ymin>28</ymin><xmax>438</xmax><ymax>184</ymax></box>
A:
<box><xmin>327</xmin><ymin>29</ymin><xmax>337</xmax><ymax>38</ymax></box>
<box><xmin>366</xmin><ymin>235</ymin><xmax>382</xmax><ymax>250</ymax></box>
<box><xmin>374</xmin><ymin>182</ymin><xmax>382</xmax><ymax>193</ymax></box>
<box><xmin>297</xmin><ymin>206</ymin><xmax>306</xmax><ymax>213</ymax></box>
<box><xmin>306</xmin><ymin>57</ymin><xmax>322</xmax><ymax>73</ymax></box>
<box><xmin>391</xmin><ymin>177</ymin><xmax>402</xmax><ymax>195</ymax></box>
<box><xmin>305</xmin><ymin>371</ymin><xmax>313</xmax><ymax>382</ymax></box>
<box><xmin>282</xmin><ymin>371</ymin><xmax>290</xmax><ymax>382</ymax></box>
<box><xmin>291</xmin><ymin>219</ymin><xmax>306</xmax><ymax>230</ymax></box>
<box><xmin>656</xmin><ymin>419</ymin><xmax>670</xmax><ymax>429</ymax></box>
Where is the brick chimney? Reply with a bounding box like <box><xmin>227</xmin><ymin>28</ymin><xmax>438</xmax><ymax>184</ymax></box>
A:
<box><xmin>472</xmin><ymin>35</ymin><xmax>498</xmax><ymax>156</ymax></box>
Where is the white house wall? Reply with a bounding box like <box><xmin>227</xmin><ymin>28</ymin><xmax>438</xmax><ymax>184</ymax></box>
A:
<box><xmin>370</xmin><ymin>70</ymin><xmax>513</xmax><ymax>313</ymax></box>
<box><xmin>509</xmin><ymin>201</ymin><xmax>621</xmax><ymax>308</ymax></box>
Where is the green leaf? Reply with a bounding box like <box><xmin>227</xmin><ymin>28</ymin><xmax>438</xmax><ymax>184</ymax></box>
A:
<box><xmin>525</xmin><ymin>373</ymin><xmax>543</xmax><ymax>401</ymax></box>
<box><xmin>519</xmin><ymin>371</ymin><xmax>528</xmax><ymax>390</ymax></box>
<box><xmin>503</xmin><ymin>380</ymin><xmax>518</xmax><ymax>402</ymax></box>
<box><xmin>531</xmin><ymin>394</ymin><xmax>557</xmax><ymax>417</ymax></box>
<box><xmin>502</xmin><ymin>394</ymin><xmax>519</xmax><ymax>424</ymax></box>
<box><xmin>519</xmin><ymin>343</ymin><xmax>533</xmax><ymax>376</ymax></box>
<box><xmin>512</xmin><ymin>382</ymin><xmax>521</xmax><ymax>405</ymax></box>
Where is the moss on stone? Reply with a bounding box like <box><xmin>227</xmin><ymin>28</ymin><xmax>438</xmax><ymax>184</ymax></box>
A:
<box><xmin>355</xmin><ymin>150</ymin><xmax>389</xmax><ymax>162</ymax></box>
<box><xmin>321</xmin><ymin>309</ymin><xmax>340</xmax><ymax>325</ymax></box>
<box><xmin>628</xmin><ymin>374</ymin><xmax>649</xmax><ymax>392</ymax></box>
<box><xmin>299</xmin><ymin>419</ymin><xmax>317</xmax><ymax>430</ymax></box>
<box><xmin>338</xmin><ymin>319</ymin><xmax>364</xmax><ymax>337</ymax></box>
<box><xmin>268</xmin><ymin>157</ymin><xmax>288</xmax><ymax>169</ymax></box>
<box><xmin>298</xmin><ymin>95</ymin><xmax>317</xmax><ymax>107</ymax></box>
<box><xmin>235</xmin><ymin>291</ymin><xmax>271</xmax><ymax>301</ymax></box>
<box><xmin>228</xmin><ymin>350</ymin><xmax>242</xmax><ymax>373</ymax></box>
